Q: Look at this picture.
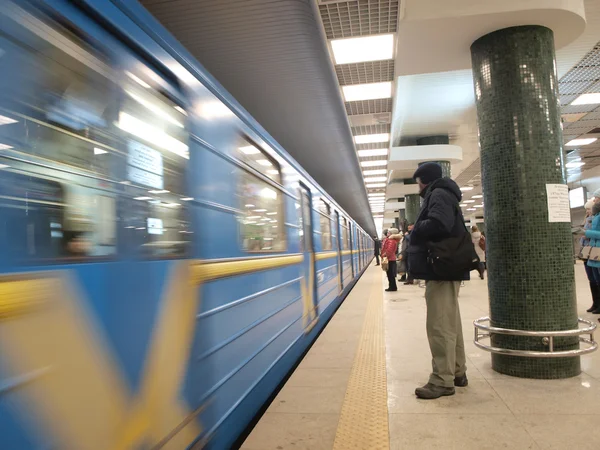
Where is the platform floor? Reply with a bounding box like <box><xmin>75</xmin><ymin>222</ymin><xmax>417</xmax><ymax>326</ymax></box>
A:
<box><xmin>241</xmin><ymin>262</ymin><xmax>600</xmax><ymax>450</ymax></box>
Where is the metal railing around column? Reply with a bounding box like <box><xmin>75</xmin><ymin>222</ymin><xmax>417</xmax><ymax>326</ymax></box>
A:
<box><xmin>473</xmin><ymin>317</ymin><xmax>597</xmax><ymax>357</ymax></box>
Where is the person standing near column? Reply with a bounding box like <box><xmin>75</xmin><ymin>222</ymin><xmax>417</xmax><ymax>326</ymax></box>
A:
<box><xmin>584</xmin><ymin>200</ymin><xmax>600</xmax><ymax>314</ymax></box>
<box><xmin>373</xmin><ymin>236</ymin><xmax>381</xmax><ymax>266</ymax></box>
<box><xmin>471</xmin><ymin>225</ymin><xmax>486</xmax><ymax>280</ymax></box>
<box><xmin>382</xmin><ymin>228</ymin><xmax>399</xmax><ymax>292</ymax></box>
<box><xmin>407</xmin><ymin>162</ymin><xmax>469</xmax><ymax>399</ymax></box>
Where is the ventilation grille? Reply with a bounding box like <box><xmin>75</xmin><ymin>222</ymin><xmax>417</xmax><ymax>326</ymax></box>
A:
<box><xmin>346</xmin><ymin>98</ymin><xmax>393</xmax><ymax>115</ymax></box>
<box><xmin>336</xmin><ymin>60</ymin><xmax>394</xmax><ymax>85</ymax></box>
<box><xmin>319</xmin><ymin>0</ymin><xmax>400</xmax><ymax>39</ymax></box>
<box><xmin>351</xmin><ymin>124</ymin><xmax>391</xmax><ymax>135</ymax></box>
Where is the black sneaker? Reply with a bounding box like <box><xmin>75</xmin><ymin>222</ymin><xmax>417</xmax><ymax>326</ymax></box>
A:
<box><xmin>415</xmin><ymin>383</ymin><xmax>455</xmax><ymax>399</ymax></box>
<box><xmin>454</xmin><ymin>374</ymin><xmax>468</xmax><ymax>387</ymax></box>
<box><xmin>385</xmin><ymin>288</ymin><xmax>398</xmax><ymax>292</ymax></box>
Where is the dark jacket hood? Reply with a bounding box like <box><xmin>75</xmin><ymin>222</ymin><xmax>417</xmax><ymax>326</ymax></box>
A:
<box><xmin>421</xmin><ymin>177</ymin><xmax>462</xmax><ymax>202</ymax></box>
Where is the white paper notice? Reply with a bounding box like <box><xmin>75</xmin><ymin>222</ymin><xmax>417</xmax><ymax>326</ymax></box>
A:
<box><xmin>546</xmin><ymin>184</ymin><xmax>571</xmax><ymax>223</ymax></box>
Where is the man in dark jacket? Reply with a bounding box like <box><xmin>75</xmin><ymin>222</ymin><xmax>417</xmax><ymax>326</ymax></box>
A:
<box><xmin>408</xmin><ymin>162</ymin><xmax>468</xmax><ymax>400</ymax></box>
<box><xmin>373</xmin><ymin>236</ymin><xmax>381</xmax><ymax>265</ymax></box>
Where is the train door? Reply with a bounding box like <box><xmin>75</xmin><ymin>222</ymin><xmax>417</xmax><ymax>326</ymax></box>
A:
<box><xmin>298</xmin><ymin>183</ymin><xmax>318</xmax><ymax>331</ymax></box>
<box><xmin>349</xmin><ymin>226</ymin><xmax>355</xmax><ymax>278</ymax></box>
<box><xmin>334</xmin><ymin>210</ymin><xmax>343</xmax><ymax>290</ymax></box>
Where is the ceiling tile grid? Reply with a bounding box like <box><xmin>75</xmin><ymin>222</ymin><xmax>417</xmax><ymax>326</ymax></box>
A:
<box><xmin>345</xmin><ymin>98</ymin><xmax>393</xmax><ymax>115</ymax></box>
<box><xmin>319</xmin><ymin>0</ymin><xmax>399</xmax><ymax>40</ymax></box>
<box><xmin>335</xmin><ymin>60</ymin><xmax>394</xmax><ymax>85</ymax></box>
<box><xmin>316</xmin><ymin>0</ymin><xmax>400</xmax><ymax>222</ymax></box>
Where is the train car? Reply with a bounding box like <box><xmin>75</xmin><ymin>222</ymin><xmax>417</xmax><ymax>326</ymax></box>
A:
<box><xmin>0</xmin><ymin>1</ymin><xmax>374</xmax><ymax>449</ymax></box>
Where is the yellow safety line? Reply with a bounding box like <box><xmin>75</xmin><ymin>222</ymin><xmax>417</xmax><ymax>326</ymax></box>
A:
<box><xmin>333</xmin><ymin>271</ymin><xmax>390</xmax><ymax>450</ymax></box>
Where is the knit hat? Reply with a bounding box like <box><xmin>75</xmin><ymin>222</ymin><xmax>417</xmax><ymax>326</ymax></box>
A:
<box><xmin>413</xmin><ymin>162</ymin><xmax>443</xmax><ymax>185</ymax></box>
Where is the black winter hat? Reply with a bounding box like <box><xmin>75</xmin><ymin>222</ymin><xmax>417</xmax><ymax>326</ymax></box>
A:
<box><xmin>413</xmin><ymin>162</ymin><xmax>443</xmax><ymax>185</ymax></box>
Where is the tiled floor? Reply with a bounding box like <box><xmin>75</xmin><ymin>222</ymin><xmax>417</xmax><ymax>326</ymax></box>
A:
<box><xmin>241</xmin><ymin>262</ymin><xmax>600</xmax><ymax>450</ymax></box>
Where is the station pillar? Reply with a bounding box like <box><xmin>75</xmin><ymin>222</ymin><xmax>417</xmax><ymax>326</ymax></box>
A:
<box><xmin>471</xmin><ymin>26</ymin><xmax>579</xmax><ymax>378</ymax></box>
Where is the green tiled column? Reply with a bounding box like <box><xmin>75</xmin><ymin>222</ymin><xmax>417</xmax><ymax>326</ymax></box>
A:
<box><xmin>418</xmin><ymin>161</ymin><xmax>451</xmax><ymax>178</ymax></box>
<box><xmin>471</xmin><ymin>26</ymin><xmax>579</xmax><ymax>379</ymax></box>
<box><xmin>405</xmin><ymin>194</ymin><xmax>421</xmax><ymax>224</ymax></box>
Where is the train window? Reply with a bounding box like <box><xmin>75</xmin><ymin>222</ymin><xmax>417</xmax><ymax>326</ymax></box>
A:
<box><xmin>342</xmin><ymin>218</ymin><xmax>349</xmax><ymax>250</ymax></box>
<box><xmin>0</xmin><ymin>5</ymin><xmax>120</xmax><ymax>262</ymax></box>
<box><xmin>318</xmin><ymin>200</ymin><xmax>332</xmax><ymax>251</ymax></box>
<box><xmin>118</xmin><ymin>70</ymin><xmax>192</xmax><ymax>258</ymax></box>
<box><xmin>236</xmin><ymin>138</ymin><xmax>281</xmax><ymax>184</ymax></box>
<box><xmin>237</xmin><ymin>164</ymin><xmax>285</xmax><ymax>252</ymax></box>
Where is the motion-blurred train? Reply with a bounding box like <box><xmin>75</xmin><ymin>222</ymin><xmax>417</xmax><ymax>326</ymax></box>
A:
<box><xmin>0</xmin><ymin>1</ymin><xmax>374</xmax><ymax>448</ymax></box>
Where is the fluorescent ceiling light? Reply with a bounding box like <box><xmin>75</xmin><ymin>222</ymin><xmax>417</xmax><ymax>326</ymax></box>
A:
<box><xmin>361</xmin><ymin>160</ymin><xmax>387</xmax><ymax>167</ymax></box>
<box><xmin>363</xmin><ymin>169</ymin><xmax>387</xmax><ymax>176</ymax></box>
<box><xmin>355</xmin><ymin>133</ymin><xmax>390</xmax><ymax>145</ymax></box>
<box><xmin>368</xmin><ymin>193</ymin><xmax>385</xmax><ymax>197</ymax></box>
<box><xmin>149</xmin><ymin>189</ymin><xmax>169</xmax><ymax>194</ymax></box>
<box><xmin>571</xmin><ymin>93</ymin><xmax>600</xmax><ymax>105</ymax></box>
<box><xmin>257</xmin><ymin>159</ymin><xmax>272</xmax><ymax>166</ymax></box>
<box><xmin>566</xmin><ymin>138</ymin><xmax>597</xmax><ymax>146</ymax></box>
<box><xmin>474</xmin><ymin>205</ymin><xmax>484</xmax><ymax>208</ymax></box>
<box><xmin>181</xmin><ymin>197</ymin><xmax>194</xmax><ymax>201</ymax></box>
<box><xmin>358</xmin><ymin>148</ymin><xmax>388</xmax><ymax>157</ymax></box>
<box><xmin>267</xmin><ymin>169</ymin><xmax>279</xmax><ymax>175</ymax></box>
<box><xmin>472</xmin><ymin>195</ymin><xmax>483</xmax><ymax>199</ymax></box>
<box><xmin>460</xmin><ymin>204</ymin><xmax>467</xmax><ymax>207</ymax></box>
<box><xmin>331</xmin><ymin>33</ymin><xmax>394</xmax><ymax>64</ymax></box>
<box><xmin>467</xmin><ymin>208</ymin><xmax>476</xmax><ymax>211</ymax></box>
<box><xmin>565</xmin><ymin>161</ymin><xmax>586</xmax><ymax>168</ymax></box>
<box><xmin>343</xmin><ymin>82</ymin><xmax>392</xmax><ymax>102</ymax></box>
<box><xmin>118</xmin><ymin>112</ymin><xmax>189</xmax><ymax>159</ymax></box>
<box><xmin>460</xmin><ymin>186</ymin><xmax>474</xmax><ymax>191</ymax></box>
<box><xmin>0</xmin><ymin>164</ymin><xmax>10</xmax><ymax>169</ymax></box>
<box><xmin>254</xmin><ymin>209</ymin><xmax>267</xmax><ymax>212</ymax></box>
<box><xmin>364</xmin><ymin>176</ymin><xmax>387</xmax><ymax>183</ymax></box>
<box><xmin>94</xmin><ymin>147</ymin><xmax>108</xmax><ymax>155</ymax></box>
<box><xmin>0</xmin><ymin>115</ymin><xmax>17</xmax><ymax>125</ymax></box>
<box><xmin>134</xmin><ymin>196</ymin><xmax>152</xmax><ymax>201</ymax></box>
<box><xmin>0</xmin><ymin>144</ymin><xmax>13</xmax><ymax>150</ymax></box>
<box><xmin>125</xmin><ymin>71</ymin><xmax>151</xmax><ymax>89</ymax></box>
<box><xmin>239</xmin><ymin>145</ymin><xmax>260</xmax><ymax>155</ymax></box>
<box><xmin>366</xmin><ymin>183</ymin><xmax>386</xmax><ymax>188</ymax></box>
<box><xmin>245</xmin><ymin>204</ymin><xmax>255</xmax><ymax>207</ymax></box>
<box><xmin>463</xmin><ymin>200</ymin><xmax>475</xmax><ymax>204</ymax></box>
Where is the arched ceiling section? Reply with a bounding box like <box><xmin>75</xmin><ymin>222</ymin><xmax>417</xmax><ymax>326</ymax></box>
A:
<box><xmin>139</xmin><ymin>0</ymin><xmax>376</xmax><ymax>235</ymax></box>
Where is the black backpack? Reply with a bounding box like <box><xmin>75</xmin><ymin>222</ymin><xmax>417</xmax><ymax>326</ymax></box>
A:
<box><xmin>426</xmin><ymin>206</ymin><xmax>480</xmax><ymax>279</ymax></box>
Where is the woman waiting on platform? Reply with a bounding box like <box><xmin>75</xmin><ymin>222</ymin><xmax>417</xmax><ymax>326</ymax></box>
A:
<box><xmin>582</xmin><ymin>199</ymin><xmax>600</xmax><ymax>313</ymax></box>
<box><xmin>382</xmin><ymin>227</ymin><xmax>401</xmax><ymax>292</ymax></box>
<box><xmin>584</xmin><ymin>199</ymin><xmax>600</xmax><ymax>314</ymax></box>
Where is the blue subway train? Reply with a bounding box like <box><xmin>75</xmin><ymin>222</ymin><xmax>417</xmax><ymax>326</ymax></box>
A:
<box><xmin>0</xmin><ymin>1</ymin><xmax>373</xmax><ymax>449</ymax></box>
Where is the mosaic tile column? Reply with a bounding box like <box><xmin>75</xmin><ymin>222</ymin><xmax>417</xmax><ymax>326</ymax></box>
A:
<box><xmin>404</xmin><ymin>194</ymin><xmax>421</xmax><ymax>224</ymax></box>
<box><xmin>418</xmin><ymin>161</ymin><xmax>451</xmax><ymax>179</ymax></box>
<box><xmin>471</xmin><ymin>26</ymin><xmax>579</xmax><ymax>379</ymax></box>
<box><xmin>417</xmin><ymin>136</ymin><xmax>452</xmax><ymax>178</ymax></box>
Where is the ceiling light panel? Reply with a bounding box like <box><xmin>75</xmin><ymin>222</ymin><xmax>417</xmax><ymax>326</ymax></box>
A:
<box><xmin>566</xmin><ymin>138</ymin><xmax>597</xmax><ymax>146</ymax></box>
<box><xmin>571</xmin><ymin>93</ymin><xmax>600</xmax><ymax>105</ymax></box>
<box><xmin>366</xmin><ymin>183</ymin><xmax>386</xmax><ymax>188</ymax></box>
<box><xmin>364</xmin><ymin>176</ymin><xmax>387</xmax><ymax>183</ymax></box>
<box><xmin>343</xmin><ymin>82</ymin><xmax>392</xmax><ymax>102</ymax></box>
<box><xmin>355</xmin><ymin>133</ymin><xmax>390</xmax><ymax>144</ymax></box>
<box><xmin>331</xmin><ymin>34</ymin><xmax>394</xmax><ymax>65</ymax></box>
<box><xmin>364</xmin><ymin>169</ymin><xmax>387</xmax><ymax>176</ymax></box>
<box><xmin>361</xmin><ymin>160</ymin><xmax>387</xmax><ymax>167</ymax></box>
<box><xmin>358</xmin><ymin>148</ymin><xmax>388</xmax><ymax>157</ymax></box>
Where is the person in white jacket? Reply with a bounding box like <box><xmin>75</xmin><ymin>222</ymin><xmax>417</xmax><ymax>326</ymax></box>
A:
<box><xmin>471</xmin><ymin>225</ymin><xmax>486</xmax><ymax>279</ymax></box>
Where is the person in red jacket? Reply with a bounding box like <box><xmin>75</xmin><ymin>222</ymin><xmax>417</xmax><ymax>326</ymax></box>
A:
<box><xmin>382</xmin><ymin>227</ymin><xmax>400</xmax><ymax>291</ymax></box>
